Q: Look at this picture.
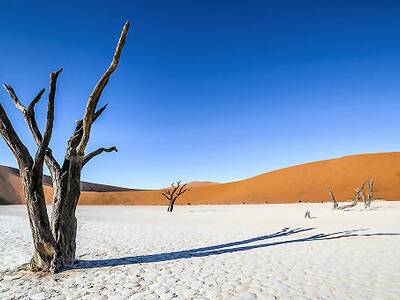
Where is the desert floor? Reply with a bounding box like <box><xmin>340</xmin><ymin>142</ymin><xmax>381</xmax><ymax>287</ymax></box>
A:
<box><xmin>1</xmin><ymin>202</ymin><xmax>400</xmax><ymax>299</ymax></box>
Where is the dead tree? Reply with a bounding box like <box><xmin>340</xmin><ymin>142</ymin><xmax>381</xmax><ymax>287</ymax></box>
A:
<box><xmin>365</xmin><ymin>178</ymin><xmax>374</xmax><ymax>208</ymax></box>
<box><xmin>328</xmin><ymin>189</ymin><xmax>338</xmax><ymax>209</ymax></box>
<box><xmin>337</xmin><ymin>185</ymin><xmax>364</xmax><ymax>210</ymax></box>
<box><xmin>162</xmin><ymin>181</ymin><xmax>189</xmax><ymax>212</ymax></box>
<box><xmin>0</xmin><ymin>22</ymin><xmax>129</xmax><ymax>273</ymax></box>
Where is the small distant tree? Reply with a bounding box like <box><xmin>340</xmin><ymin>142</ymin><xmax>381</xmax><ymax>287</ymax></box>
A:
<box><xmin>365</xmin><ymin>178</ymin><xmax>374</xmax><ymax>208</ymax></box>
<box><xmin>329</xmin><ymin>182</ymin><xmax>368</xmax><ymax>211</ymax></box>
<box><xmin>328</xmin><ymin>189</ymin><xmax>338</xmax><ymax>209</ymax></box>
<box><xmin>338</xmin><ymin>185</ymin><xmax>363</xmax><ymax>210</ymax></box>
<box><xmin>162</xmin><ymin>181</ymin><xmax>189</xmax><ymax>212</ymax></box>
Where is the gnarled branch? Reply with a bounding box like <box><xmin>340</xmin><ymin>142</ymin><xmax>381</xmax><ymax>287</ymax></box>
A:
<box><xmin>4</xmin><ymin>84</ymin><xmax>46</xmax><ymax>144</ymax></box>
<box><xmin>82</xmin><ymin>146</ymin><xmax>118</xmax><ymax>167</ymax></box>
<box><xmin>3</xmin><ymin>84</ymin><xmax>61</xmax><ymax>178</ymax></box>
<box><xmin>76</xmin><ymin>22</ymin><xmax>129</xmax><ymax>156</ymax></box>
<box><xmin>3</xmin><ymin>84</ymin><xmax>26</xmax><ymax>113</ymax></box>
<box><xmin>33</xmin><ymin>69</ymin><xmax>62</xmax><ymax>172</ymax></box>
<box><xmin>0</xmin><ymin>103</ymin><xmax>32</xmax><ymax>167</ymax></box>
<box><xmin>65</xmin><ymin>104</ymin><xmax>110</xmax><ymax>163</ymax></box>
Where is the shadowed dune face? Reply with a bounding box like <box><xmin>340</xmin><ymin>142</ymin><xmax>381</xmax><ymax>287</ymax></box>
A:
<box><xmin>1</xmin><ymin>152</ymin><xmax>400</xmax><ymax>205</ymax></box>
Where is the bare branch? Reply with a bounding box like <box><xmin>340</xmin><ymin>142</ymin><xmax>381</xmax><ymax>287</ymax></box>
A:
<box><xmin>4</xmin><ymin>84</ymin><xmax>61</xmax><ymax>178</ymax></box>
<box><xmin>28</xmin><ymin>88</ymin><xmax>46</xmax><ymax>112</ymax></box>
<box><xmin>64</xmin><ymin>103</ymin><xmax>112</xmax><ymax>169</ymax></box>
<box><xmin>3</xmin><ymin>84</ymin><xmax>26</xmax><ymax>113</ymax></box>
<box><xmin>34</xmin><ymin>68</ymin><xmax>62</xmax><ymax>170</ymax></box>
<box><xmin>82</xmin><ymin>146</ymin><xmax>118</xmax><ymax>167</ymax></box>
<box><xmin>177</xmin><ymin>183</ymin><xmax>189</xmax><ymax>196</ymax></box>
<box><xmin>170</xmin><ymin>183</ymin><xmax>181</xmax><ymax>197</ymax></box>
<box><xmin>0</xmin><ymin>103</ymin><xmax>32</xmax><ymax>167</ymax></box>
<box><xmin>337</xmin><ymin>184</ymin><xmax>364</xmax><ymax>210</ymax></box>
<box><xmin>76</xmin><ymin>21</ymin><xmax>129</xmax><ymax>156</ymax></box>
<box><xmin>75</xmin><ymin>103</ymin><xmax>109</xmax><ymax>130</ymax></box>
<box><xmin>4</xmin><ymin>84</ymin><xmax>45</xmax><ymax>144</ymax></box>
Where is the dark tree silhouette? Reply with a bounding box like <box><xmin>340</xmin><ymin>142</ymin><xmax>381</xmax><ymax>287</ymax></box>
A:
<box><xmin>162</xmin><ymin>181</ymin><xmax>189</xmax><ymax>212</ymax></box>
<box><xmin>0</xmin><ymin>21</ymin><xmax>129</xmax><ymax>273</ymax></box>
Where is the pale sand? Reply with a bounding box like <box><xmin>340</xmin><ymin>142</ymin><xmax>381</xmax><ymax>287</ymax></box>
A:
<box><xmin>1</xmin><ymin>202</ymin><xmax>399</xmax><ymax>299</ymax></box>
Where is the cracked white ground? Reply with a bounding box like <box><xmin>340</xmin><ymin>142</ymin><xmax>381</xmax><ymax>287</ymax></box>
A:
<box><xmin>1</xmin><ymin>202</ymin><xmax>399</xmax><ymax>299</ymax></box>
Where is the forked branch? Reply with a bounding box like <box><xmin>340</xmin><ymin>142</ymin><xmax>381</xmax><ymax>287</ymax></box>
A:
<box><xmin>68</xmin><ymin>104</ymin><xmax>110</xmax><ymax>155</ymax></box>
<box><xmin>4</xmin><ymin>84</ymin><xmax>61</xmax><ymax>177</ymax></box>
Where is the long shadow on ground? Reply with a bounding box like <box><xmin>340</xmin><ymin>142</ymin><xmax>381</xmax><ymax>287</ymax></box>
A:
<box><xmin>73</xmin><ymin>227</ymin><xmax>399</xmax><ymax>270</ymax></box>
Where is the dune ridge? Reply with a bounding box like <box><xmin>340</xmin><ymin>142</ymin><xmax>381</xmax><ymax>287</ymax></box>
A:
<box><xmin>1</xmin><ymin>152</ymin><xmax>399</xmax><ymax>205</ymax></box>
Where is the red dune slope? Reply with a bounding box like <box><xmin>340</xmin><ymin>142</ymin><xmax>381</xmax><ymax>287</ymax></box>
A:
<box><xmin>1</xmin><ymin>152</ymin><xmax>399</xmax><ymax>205</ymax></box>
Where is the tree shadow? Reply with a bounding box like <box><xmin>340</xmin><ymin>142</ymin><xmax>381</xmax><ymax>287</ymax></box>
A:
<box><xmin>72</xmin><ymin>227</ymin><xmax>400</xmax><ymax>271</ymax></box>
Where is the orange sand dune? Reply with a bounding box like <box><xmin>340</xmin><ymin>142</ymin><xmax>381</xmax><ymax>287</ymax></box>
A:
<box><xmin>1</xmin><ymin>152</ymin><xmax>400</xmax><ymax>205</ymax></box>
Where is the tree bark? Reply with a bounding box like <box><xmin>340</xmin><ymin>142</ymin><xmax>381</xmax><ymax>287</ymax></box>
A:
<box><xmin>21</xmin><ymin>170</ymin><xmax>56</xmax><ymax>271</ymax></box>
<box><xmin>167</xmin><ymin>200</ymin><xmax>174</xmax><ymax>212</ymax></box>
<box><xmin>51</xmin><ymin>157</ymin><xmax>81</xmax><ymax>271</ymax></box>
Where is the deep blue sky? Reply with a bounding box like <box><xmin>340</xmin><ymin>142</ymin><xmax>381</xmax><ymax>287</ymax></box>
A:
<box><xmin>1</xmin><ymin>1</ymin><xmax>400</xmax><ymax>189</ymax></box>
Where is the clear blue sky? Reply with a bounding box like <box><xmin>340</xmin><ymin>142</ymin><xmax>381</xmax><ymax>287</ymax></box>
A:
<box><xmin>1</xmin><ymin>1</ymin><xmax>400</xmax><ymax>189</ymax></box>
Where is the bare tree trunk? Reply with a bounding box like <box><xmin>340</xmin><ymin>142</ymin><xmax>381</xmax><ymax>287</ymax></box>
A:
<box><xmin>50</xmin><ymin>158</ymin><xmax>81</xmax><ymax>271</ymax></box>
<box><xmin>21</xmin><ymin>170</ymin><xmax>56</xmax><ymax>271</ymax></box>
<box><xmin>328</xmin><ymin>189</ymin><xmax>338</xmax><ymax>209</ymax></box>
<box><xmin>366</xmin><ymin>178</ymin><xmax>374</xmax><ymax>208</ymax></box>
<box><xmin>167</xmin><ymin>200</ymin><xmax>174</xmax><ymax>212</ymax></box>
<box><xmin>361</xmin><ymin>189</ymin><xmax>367</xmax><ymax>208</ymax></box>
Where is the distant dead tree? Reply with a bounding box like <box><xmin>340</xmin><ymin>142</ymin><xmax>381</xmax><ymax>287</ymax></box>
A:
<box><xmin>0</xmin><ymin>22</ymin><xmax>129</xmax><ymax>273</ymax></box>
<box><xmin>328</xmin><ymin>189</ymin><xmax>338</xmax><ymax>209</ymax></box>
<box><xmin>331</xmin><ymin>184</ymin><xmax>364</xmax><ymax>210</ymax></box>
<box><xmin>329</xmin><ymin>179</ymin><xmax>375</xmax><ymax>211</ymax></box>
<box><xmin>337</xmin><ymin>186</ymin><xmax>362</xmax><ymax>210</ymax></box>
<box><xmin>365</xmin><ymin>178</ymin><xmax>374</xmax><ymax>208</ymax></box>
<box><xmin>162</xmin><ymin>181</ymin><xmax>189</xmax><ymax>212</ymax></box>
